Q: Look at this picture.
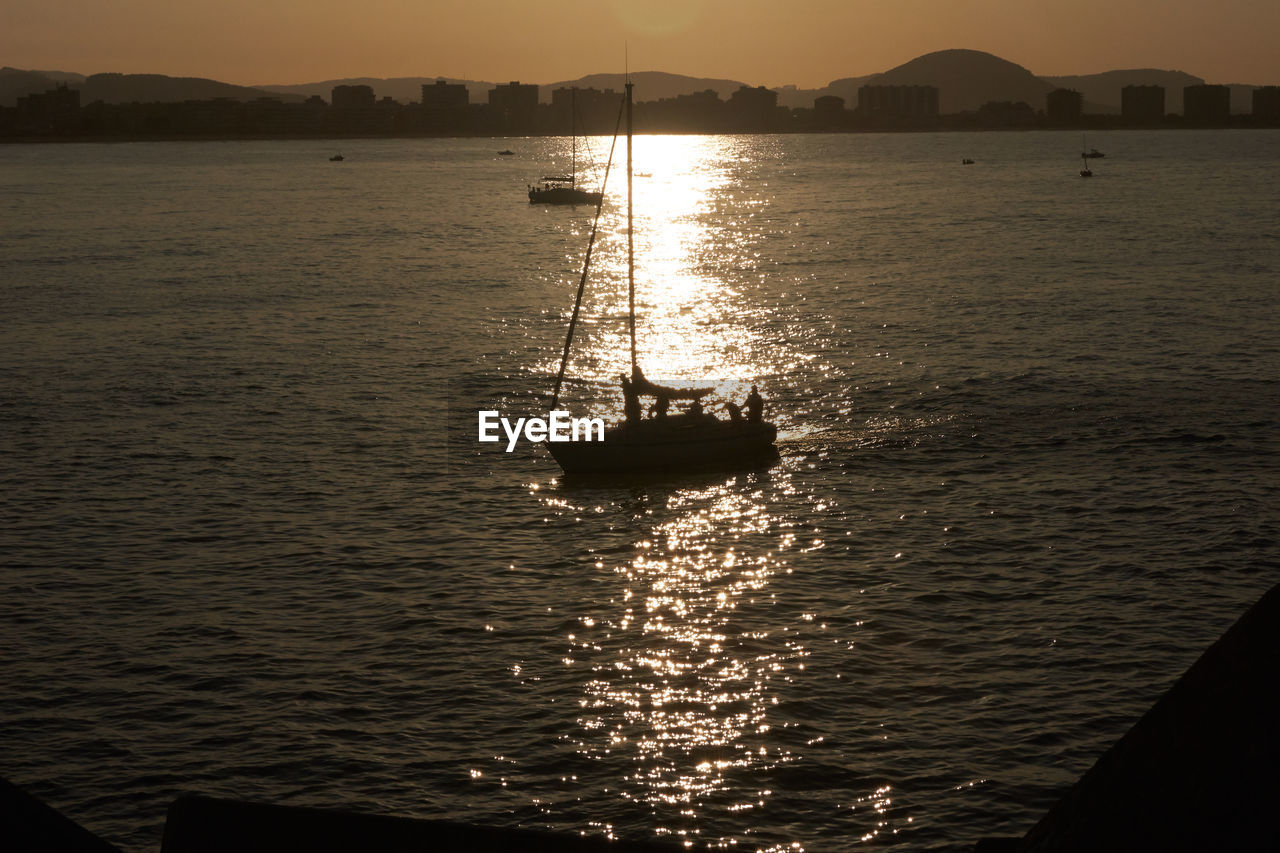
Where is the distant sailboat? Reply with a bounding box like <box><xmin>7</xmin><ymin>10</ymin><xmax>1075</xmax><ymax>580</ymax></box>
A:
<box><xmin>329</xmin><ymin>152</ymin><xmax>344</xmax><ymax>162</ymax></box>
<box><xmin>529</xmin><ymin>88</ymin><xmax>603</xmax><ymax>205</ymax></box>
<box><xmin>1079</xmin><ymin>136</ymin><xmax>1093</xmax><ymax>177</ymax></box>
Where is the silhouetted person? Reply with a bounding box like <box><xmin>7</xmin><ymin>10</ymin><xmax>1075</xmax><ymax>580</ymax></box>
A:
<box><xmin>687</xmin><ymin>398</ymin><xmax>704</xmax><ymax>420</ymax></box>
<box><xmin>725</xmin><ymin>401</ymin><xmax>743</xmax><ymax>424</ymax></box>
<box><xmin>745</xmin><ymin>385</ymin><xmax>763</xmax><ymax>423</ymax></box>
<box><xmin>655</xmin><ymin>395</ymin><xmax>670</xmax><ymax>420</ymax></box>
<box><xmin>621</xmin><ymin>375</ymin><xmax>641</xmax><ymax>424</ymax></box>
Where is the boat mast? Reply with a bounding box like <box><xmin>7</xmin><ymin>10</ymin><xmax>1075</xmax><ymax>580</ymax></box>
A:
<box><xmin>626</xmin><ymin>80</ymin><xmax>637</xmax><ymax>373</ymax></box>
<box><xmin>549</xmin><ymin>93</ymin><xmax>627</xmax><ymax>412</ymax></box>
<box><xmin>571</xmin><ymin>88</ymin><xmax>577</xmax><ymax>190</ymax></box>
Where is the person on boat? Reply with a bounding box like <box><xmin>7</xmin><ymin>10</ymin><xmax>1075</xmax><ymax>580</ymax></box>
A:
<box><xmin>687</xmin><ymin>398</ymin><xmax>705</xmax><ymax>420</ymax></box>
<box><xmin>654</xmin><ymin>395</ymin><xmax>670</xmax><ymax>420</ymax></box>
<box><xmin>746</xmin><ymin>385</ymin><xmax>763</xmax><ymax>423</ymax></box>
<box><xmin>725</xmin><ymin>401</ymin><xmax>744</xmax><ymax>424</ymax></box>
<box><xmin>621</xmin><ymin>375</ymin><xmax>642</xmax><ymax>424</ymax></box>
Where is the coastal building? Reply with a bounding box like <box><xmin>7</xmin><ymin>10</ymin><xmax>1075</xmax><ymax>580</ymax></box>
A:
<box><xmin>1183</xmin><ymin>84</ymin><xmax>1230</xmax><ymax>124</ymax></box>
<box><xmin>421</xmin><ymin>80</ymin><xmax>468</xmax><ymax>110</ymax></box>
<box><xmin>488</xmin><ymin>81</ymin><xmax>539</xmax><ymax>132</ymax></box>
<box><xmin>1122</xmin><ymin>85</ymin><xmax>1165</xmax><ymax>124</ymax></box>
<box><xmin>421</xmin><ymin>80</ymin><xmax>469</xmax><ymax>131</ymax></box>
<box><xmin>16</xmin><ymin>83</ymin><xmax>80</xmax><ymax>115</ymax></box>
<box><xmin>813</xmin><ymin>95</ymin><xmax>846</xmax><ymax>129</ymax></box>
<box><xmin>856</xmin><ymin>85</ymin><xmax>939</xmax><ymax>119</ymax></box>
<box><xmin>727</xmin><ymin>85</ymin><xmax>780</xmax><ymax>130</ymax></box>
<box><xmin>643</xmin><ymin>90</ymin><xmax>727</xmax><ymax>133</ymax></box>
<box><xmin>13</xmin><ymin>84</ymin><xmax>81</xmax><ymax>134</ymax></box>
<box><xmin>1046</xmin><ymin>88</ymin><xmax>1083</xmax><ymax>123</ymax></box>
<box><xmin>331</xmin><ymin>84</ymin><xmax>375</xmax><ymax>109</ymax></box>
<box><xmin>550</xmin><ymin>86</ymin><xmax>620</xmax><ymax>135</ymax></box>
<box><xmin>1252</xmin><ymin>86</ymin><xmax>1280</xmax><ymax>120</ymax></box>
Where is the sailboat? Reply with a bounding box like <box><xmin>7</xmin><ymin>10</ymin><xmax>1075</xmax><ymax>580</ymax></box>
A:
<box><xmin>546</xmin><ymin>82</ymin><xmax>778</xmax><ymax>476</ymax></box>
<box><xmin>529</xmin><ymin>88</ymin><xmax>604</xmax><ymax>205</ymax></box>
<box><xmin>1079</xmin><ymin>135</ymin><xmax>1094</xmax><ymax>177</ymax></box>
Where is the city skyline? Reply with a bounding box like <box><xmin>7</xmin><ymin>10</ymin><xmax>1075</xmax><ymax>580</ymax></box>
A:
<box><xmin>3</xmin><ymin>0</ymin><xmax>1279</xmax><ymax>90</ymax></box>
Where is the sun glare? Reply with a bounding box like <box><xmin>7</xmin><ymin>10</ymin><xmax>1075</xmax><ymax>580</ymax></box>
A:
<box><xmin>578</xmin><ymin>135</ymin><xmax>762</xmax><ymax>393</ymax></box>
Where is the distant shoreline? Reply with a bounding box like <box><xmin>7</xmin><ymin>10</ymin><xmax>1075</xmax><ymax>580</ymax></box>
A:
<box><xmin>4</xmin><ymin>123</ymin><xmax>1277</xmax><ymax>145</ymax></box>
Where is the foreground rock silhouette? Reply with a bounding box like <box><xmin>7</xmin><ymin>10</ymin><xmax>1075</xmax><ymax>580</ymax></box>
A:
<box><xmin>979</xmin><ymin>582</ymin><xmax>1280</xmax><ymax>852</ymax></box>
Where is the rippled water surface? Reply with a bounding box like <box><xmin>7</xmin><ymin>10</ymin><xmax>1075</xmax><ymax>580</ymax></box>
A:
<box><xmin>2</xmin><ymin>130</ymin><xmax>1278</xmax><ymax>851</ymax></box>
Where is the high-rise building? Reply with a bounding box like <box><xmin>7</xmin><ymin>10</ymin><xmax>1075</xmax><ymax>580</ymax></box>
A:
<box><xmin>550</xmin><ymin>87</ymin><xmax>620</xmax><ymax>134</ymax></box>
<box><xmin>421</xmin><ymin>80</ymin><xmax>468</xmax><ymax>130</ymax></box>
<box><xmin>727</xmin><ymin>85</ymin><xmax>779</xmax><ymax>129</ymax></box>
<box><xmin>16</xmin><ymin>83</ymin><xmax>80</xmax><ymax>115</ymax></box>
<box><xmin>1183</xmin><ymin>84</ymin><xmax>1231</xmax><ymax>124</ymax></box>
<box><xmin>331</xmin><ymin>85</ymin><xmax>375</xmax><ymax>109</ymax></box>
<box><xmin>1046</xmin><ymin>88</ymin><xmax>1083</xmax><ymax>123</ymax></box>
<box><xmin>422</xmin><ymin>80</ymin><xmax>468</xmax><ymax>110</ymax></box>
<box><xmin>488</xmin><ymin>81</ymin><xmax>539</xmax><ymax>131</ymax></box>
<box><xmin>1252</xmin><ymin>86</ymin><xmax>1280</xmax><ymax>120</ymax></box>
<box><xmin>1122</xmin><ymin>85</ymin><xmax>1165</xmax><ymax>124</ymax></box>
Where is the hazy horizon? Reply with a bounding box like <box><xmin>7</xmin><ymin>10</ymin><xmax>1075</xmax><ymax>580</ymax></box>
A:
<box><xmin>4</xmin><ymin>1</ymin><xmax>1279</xmax><ymax>90</ymax></box>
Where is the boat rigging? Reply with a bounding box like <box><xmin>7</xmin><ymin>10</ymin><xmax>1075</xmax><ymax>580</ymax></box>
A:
<box><xmin>545</xmin><ymin>82</ymin><xmax>778</xmax><ymax>476</ymax></box>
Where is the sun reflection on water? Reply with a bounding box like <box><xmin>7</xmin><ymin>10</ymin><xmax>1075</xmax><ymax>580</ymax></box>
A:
<box><xmin>540</xmin><ymin>135</ymin><xmax>787</xmax><ymax>413</ymax></box>
<box><xmin>558</xmin><ymin>475</ymin><xmax>813</xmax><ymax>847</ymax></box>
<box><xmin>524</xmin><ymin>134</ymin><xmax>917</xmax><ymax>847</ymax></box>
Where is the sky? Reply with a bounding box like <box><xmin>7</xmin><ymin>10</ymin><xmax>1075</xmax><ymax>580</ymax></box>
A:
<box><xmin>4</xmin><ymin>0</ymin><xmax>1278</xmax><ymax>87</ymax></box>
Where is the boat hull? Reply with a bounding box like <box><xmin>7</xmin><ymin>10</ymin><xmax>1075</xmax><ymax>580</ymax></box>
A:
<box><xmin>547</xmin><ymin>419</ymin><xmax>778</xmax><ymax>476</ymax></box>
<box><xmin>529</xmin><ymin>187</ymin><xmax>603</xmax><ymax>205</ymax></box>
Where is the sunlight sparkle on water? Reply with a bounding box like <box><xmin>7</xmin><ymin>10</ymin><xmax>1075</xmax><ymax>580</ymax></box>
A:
<box><xmin>552</xmin><ymin>475</ymin><xmax>808</xmax><ymax>840</ymax></box>
<box><xmin>543</xmin><ymin>136</ymin><xmax>787</xmax><ymax>415</ymax></box>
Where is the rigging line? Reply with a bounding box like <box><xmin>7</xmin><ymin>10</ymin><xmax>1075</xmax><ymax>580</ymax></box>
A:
<box><xmin>626</xmin><ymin>81</ymin><xmax>636</xmax><ymax>373</ymax></box>
<box><xmin>550</xmin><ymin>91</ymin><xmax>628</xmax><ymax>412</ymax></box>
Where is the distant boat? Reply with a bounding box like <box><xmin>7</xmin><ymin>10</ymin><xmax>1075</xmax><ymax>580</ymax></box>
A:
<box><xmin>1084</xmin><ymin>148</ymin><xmax>1105</xmax><ymax>159</ymax></box>
<box><xmin>329</xmin><ymin>153</ymin><xmax>344</xmax><ymax>161</ymax></box>
<box><xmin>1079</xmin><ymin>136</ymin><xmax>1094</xmax><ymax>177</ymax></box>
<box><xmin>546</xmin><ymin>82</ymin><xmax>778</xmax><ymax>477</ymax></box>
<box><xmin>498</xmin><ymin>149</ymin><xmax>514</xmax><ymax>155</ymax></box>
<box><xmin>962</xmin><ymin>158</ymin><xmax>975</xmax><ymax>165</ymax></box>
<box><xmin>529</xmin><ymin>88</ymin><xmax>603</xmax><ymax>206</ymax></box>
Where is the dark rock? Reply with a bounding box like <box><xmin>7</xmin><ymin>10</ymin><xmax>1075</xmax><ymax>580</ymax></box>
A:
<box><xmin>1017</xmin><ymin>583</ymin><xmax>1280</xmax><ymax>852</ymax></box>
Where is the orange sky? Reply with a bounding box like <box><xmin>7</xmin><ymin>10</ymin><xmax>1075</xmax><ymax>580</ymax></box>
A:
<box><xmin>4</xmin><ymin>0</ymin><xmax>1278</xmax><ymax>86</ymax></box>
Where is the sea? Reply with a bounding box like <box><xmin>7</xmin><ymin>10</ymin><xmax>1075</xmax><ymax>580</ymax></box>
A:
<box><xmin>1</xmin><ymin>129</ymin><xmax>1277</xmax><ymax>852</ymax></box>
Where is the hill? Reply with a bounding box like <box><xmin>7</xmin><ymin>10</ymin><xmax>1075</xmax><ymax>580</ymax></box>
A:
<box><xmin>256</xmin><ymin>76</ymin><xmax>493</xmax><ymax>104</ymax></box>
<box><xmin>543</xmin><ymin>71</ymin><xmax>750</xmax><ymax>102</ymax></box>
<box><xmin>867</xmin><ymin>49</ymin><xmax>1054</xmax><ymax>113</ymax></box>
<box><xmin>1</xmin><ymin>68</ymin><xmax>302</xmax><ymax>106</ymax></box>
<box><xmin>0</xmin><ymin>67</ymin><xmax>85</xmax><ymax>107</ymax></box>
<box><xmin>4</xmin><ymin>53</ymin><xmax>1264</xmax><ymax>115</ymax></box>
<box><xmin>80</xmin><ymin>73</ymin><xmax>305</xmax><ymax>104</ymax></box>
<box><xmin>256</xmin><ymin>71</ymin><xmax>753</xmax><ymax>105</ymax></box>
<box><xmin>1043</xmin><ymin>68</ymin><xmax>1204</xmax><ymax>114</ymax></box>
<box><xmin>779</xmin><ymin>75</ymin><xmax>876</xmax><ymax>110</ymax></box>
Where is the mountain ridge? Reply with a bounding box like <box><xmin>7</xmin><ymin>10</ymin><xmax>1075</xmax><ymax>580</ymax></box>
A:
<box><xmin>2</xmin><ymin>51</ymin><xmax>1266</xmax><ymax>113</ymax></box>
<box><xmin>0</xmin><ymin>69</ymin><xmax>306</xmax><ymax>107</ymax></box>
